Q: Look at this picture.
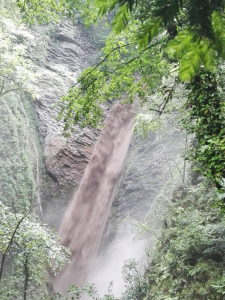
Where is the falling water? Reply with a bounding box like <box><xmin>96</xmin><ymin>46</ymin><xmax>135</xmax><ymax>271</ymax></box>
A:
<box><xmin>54</xmin><ymin>102</ymin><xmax>135</xmax><ymax>293</ymax></box>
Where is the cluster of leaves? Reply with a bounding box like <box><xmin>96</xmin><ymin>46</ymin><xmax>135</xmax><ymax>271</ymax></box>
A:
<box><xmin>123</xmin><ymin>181</ymin><xmax>225</xmax><ymax>299</ymax></box>
<box><xmin>181</xmin><ymin>70</ymin><xmax>225</xmax><ymax>191</ymax></box>
<box><xmin>16</xmin><ymin>0</ymin><xmax>66</xmax><ymax>24</ymax></box>
<box><xmin>0</xmin><ymin>202</ymin><xmax>69</xmax><ymax>300</ymax></box>
<box><xmin>0</xmin><ymin>8</ymin><xmax>40</xmax><ymax>99</ymax></box>
<box><xmin>54</xmin><ymin>283</ymin><xmax>118</xmax><ymax>300</ymax></box>
<box><xmin>95</xmin><ymin>0</ymin><xmax>225</xmax><ymax>81</ymax></box>
<box><xmin>59</xmin><ymin>29</ymin><xmax>168</xmax><ymax>131</ymax></box>
<box><xmin>16</xmin><ymin>0</ymin><xmax>98</xmax><ymax>25</ymax></box>
<box><xmin>133</xmin><ymin>113</ymin><xmax>161</xmax><ymax>137</ymax></box>
<box><xmin>0</xmin><ymin>5</ymin><xmax>71</xmax><ymax>299</ymax></box>
<box><xmin>166</xmin><ymin>11</ymin><xmax>225</xmax><ymax>81</ymax></box>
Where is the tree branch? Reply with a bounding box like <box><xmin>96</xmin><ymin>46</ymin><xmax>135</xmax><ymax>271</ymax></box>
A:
<box><xmin>0</xmin><ymin>88</ymin><xmax>20</xmax><ymax>98</ymax></box>
<box><xmin>68</xmin><ymin>41</ymin><xmax>161</xmax><ymax>101</ymax></box>
<box><xmin>159</xmin><ymin>78</ymin><xmax>178</xmax><ymax>116</ymax></box>
<box><xmin>0</xmin><ymin>212</ymin><xmax>29</xmax><ymax>281</ymax></box>
<box><xmin>23</xmin><ymin>254</ymin><xmax>29</xmax><ymax>300</ymax></box>
<box><xmin>71</xmin><ymin>42</ymin><xmax>133</xmax><ymax>88</ymax></box>
<box><xmin>0</xmin><ymin>79</ymin><xmax>5</xmax><ymax>95</ymax></box>
<box><xmin>113</xmin><ymin>41</ymin><xmax>161</xmax><ymax>72</ymax></box>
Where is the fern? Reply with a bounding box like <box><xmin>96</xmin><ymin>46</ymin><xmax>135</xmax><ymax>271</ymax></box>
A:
<box><xmin>112</xmin><ymin>3</ymin><xmax>130</xmax><ymax>33</ymax></box>
<box><xmin>166</xmin><ymin>30</ymin><xmax>217</xmax><ymax>81</ymax></box>
<box><xmin>212</xmin><ymin>11</ymin><xmax>225</xmax><ymax>59</ymax></box>
<box><xmin>136</xmin><ymin>17</ymin><xmax>162</xmax><ymax>49</ymax></box>
<box><xmin>94</xmin><ymin>0</ymin><xmax>118</xmax><ymax>16</ymax></box>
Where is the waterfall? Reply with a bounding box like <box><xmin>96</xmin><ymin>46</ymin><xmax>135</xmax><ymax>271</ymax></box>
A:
<box><xmin>54</xmin><ymin>102</ymin><xmax>135</xmax><ymax>293</ymax></box>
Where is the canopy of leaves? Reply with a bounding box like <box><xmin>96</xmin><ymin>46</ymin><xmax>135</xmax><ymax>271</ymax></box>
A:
<box><xmin>0</xmin><ymin>13</ymin><xmax>37</xmax><ymax>97</ymax></box>
<box><xmin>59</xmin><ymin>28</ymin><xmax>169</xmax><ymax>131</ymax></box>
<box><xmin>15</xmin><ymin>0</ymin><xmax>98</xmax><ymax>25</ymax></box>
<box><xmin>118</xmin><ymin>181</ymin><xmax>225</xmax><ymax>300</ymax></box>
<box><xmin>181</xmin><ymin>70</ymin><xmax>225</xmax><ymax>189</ymax></box>
<box><xmin>0</xmin><ymin>203</ymin><xmax>69</xmax><ymax>300</ymax></box>
<box><xmin>93</xmin><ymin>0</ymin><xmax>225</xmax><ymax>81</ymax></box>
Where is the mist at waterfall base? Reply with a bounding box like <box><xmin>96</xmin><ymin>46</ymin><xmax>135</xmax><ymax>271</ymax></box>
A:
<box><xmin>87</xmin><ymin>222</ymin><xmax>148</xmax><ymax>297</ymax></box>
<box><xmin>53</xmin><ymin>101</ymin><xmax>185</xmax><ymax>296</ymax></box>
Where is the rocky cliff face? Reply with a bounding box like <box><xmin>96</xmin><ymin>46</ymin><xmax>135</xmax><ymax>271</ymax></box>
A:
<box><xmin>114</xmin><ymin>120</ymin><xmax>185</xmax><ymax>221</ymax></box>
<box><xmin>0</xmin><ymin>18</ymin><xmax>100</xmax><ymax>227</ymax></box>
<box><xmin>31</xmin><ymin>21</ymin><xmax>99</xmax><ymax>190</ymax></box>
<box><xmin>28</xmin><ymin>21</ymin><xmax>100</xmax><ymax>227</ymax></box>
<box><xmin>103</xmin><ymin>117</ymin><xmax>186</xmax><ymax>244</ymax></box>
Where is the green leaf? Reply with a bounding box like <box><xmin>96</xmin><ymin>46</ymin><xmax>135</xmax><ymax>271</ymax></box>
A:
<box><xmin>212</xmin><ymin>11</ymin><xmax>225</xmax><ymax>59</ymax></box>
<box><xmin>112</xmin><ymin>3</ymin><xmax>130</xmax><ymax>33</ymax></box>
<box><xmin>137</xmin><ymin>17</ymin><xmax>162</xmax><ymax>49</ymax></box>
<box><xmin>166</xmin><ymin>30</ymin><xmax>216</xmax><ymax>81</ymax></box>
<box><xmin>95</xmin><ymin>0</ymin><xmax>118</xmax><ymax>16</ymax></box>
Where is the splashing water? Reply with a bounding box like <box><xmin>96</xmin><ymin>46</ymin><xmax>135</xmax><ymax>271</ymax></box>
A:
<box><xmin>54</xmin><ymin>103</ymin><xmax>135</xmax><ymax>293</ymax></box>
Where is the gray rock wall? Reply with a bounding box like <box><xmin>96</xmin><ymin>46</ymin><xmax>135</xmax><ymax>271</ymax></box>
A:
<box><xmin>31</xmin><ymin>21</ymin><xmax>99</xmax><ymax>189</ymax></box>
<box><xmin>1</xmin><ymin>19</ymin><xmax>100</xmax><ymax>227</ymax></box>
<box><xmin>29</xmin><ymin>21</ymin><xmax>100</xmax><ymax>227</ymax></box>
<box><xmin>114</xmin><ymin>120</ymin><xmax>185</xmax><ymax>220</ymax></box>
<box><xmin>103</xmin><ymin>117</ymin><xmax>186</xmax><ymax>243</ymax></box>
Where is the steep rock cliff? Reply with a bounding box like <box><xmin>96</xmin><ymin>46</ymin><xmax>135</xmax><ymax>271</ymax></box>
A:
<box><xmin>32</xmin><ymin>21</ymin><xmax>99</xmax><ymax>190</ymax></box>
<box><xmin>0</xmin><ymin>18</ymin><xmax>100</xmax><ymax>227</ymax></box>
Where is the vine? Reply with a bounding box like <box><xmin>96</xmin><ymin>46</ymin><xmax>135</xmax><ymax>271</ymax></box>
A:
<box><xmin>182</xmin><ymin>69</ymin><xmax>225</xmax><ymax>193</ymax></box>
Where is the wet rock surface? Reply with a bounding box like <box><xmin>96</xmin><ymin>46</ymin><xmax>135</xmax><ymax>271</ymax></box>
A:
<box><xmin>19</xmin><ymin>21</ymin><xmax>100</xmax><ymax>228</ymax></box>
<box><xmin>30</xmin><ymin>21</ymin><xmax>99</xmax><ymax>191</ymax></box>
<box><xmin>45</xmin><ymin>129</ymin><xmax>99</xmax><ymax>188</ymax></box>
<box><xmin>112</xmin><ymin>119</ymin><xmax>186</xmax><ymax>221</ymax></box>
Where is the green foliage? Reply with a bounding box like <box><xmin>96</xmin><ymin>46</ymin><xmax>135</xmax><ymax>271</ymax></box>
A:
<box><xmin>166</xmin><ymin>31</ymin><xmax>216</xmax><ymax>81</ymax></box>
<box><xmin>60</xmin><ymin>67</ymin><xmax>105</xmax><ymax>130</ymax></box>
<box><xmin>16</xmin><ymin>0</ymin><xmax>66</xmax><ymax>24</ymax></box>
<box><xmin>212</xmin><ymin>11</ymin><xmax>225</xmax><ymax>59</ymax></box>
<box><xmin>133</xmin><ymin>114</ymin><xmax>161</xmax><ymax>137</ymax></box>
<box><xmin>13</xmin><ymin>0</ymin><xmax>225</xmax><ymax>81</ymax></box>
<box><xmin>136</xmin><ymin>17</ymin><xmax>162</xmax><ymax>49</ymax></box>
<box><xmin>121</xmin><ymin>259</ymin><xmax>147</xmax><ymax>300</ymax></box>
<box><xmin>54</xmin><ymin>283</ymin><xmax>118</xmax><ymax>300</ymax></box>
<box><xmin>123</xmin><ymin>181</ymin><xmax>225</xmax><ymax>300</ymax></box>
<box><xmin>59</xmin><ymin>29</ymin><xmax>168</xmax><ymax>132</ymax></box>
<box><xmin>0</xmin><ymin>202</ymin><xmax>69</xmax><ymax>300</ymax></box>
<box><xmin>0</xmin><ymin>15</ymin><xmax>36</xmax><ymax>95</ymax></box>
<box><xmin>181</xmin><ymin>70</ymin><xmax>225</xmax><ymax>189</ymax></box>
<box><xmin>166</xmin><ymin>10</ymin><xmax>225</xmax><ymax>81</ymax></box>
<box><xmin>16</xmin><ymin>0</ymin><xmax>99</xmax><ymax>25</ymax></box>
<box><xmin>112</xmin><ymin>3</ymin><xmax>130</xmax><ymax>33</ymax></box>
<box><xmin>92</xmin><ymin>0</ymin><xmax>225</xmax><ymax>81</ymax></box>
<box><xmin>95</xmin><ymin>0</ymin><xmax>118</xmax><ymax>16</ymax></box>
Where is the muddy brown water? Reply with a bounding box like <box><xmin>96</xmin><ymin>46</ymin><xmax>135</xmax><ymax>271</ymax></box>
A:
<box><xmin>54</xmin><ymin>103</ymin><xmax>135</xmax><ymax>293</ymax></box>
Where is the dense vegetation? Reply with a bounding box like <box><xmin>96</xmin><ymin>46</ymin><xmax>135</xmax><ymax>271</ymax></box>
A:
<box><xmin>0</xmin><ymin>0</ymin><xmax>225</xmax><ymax>299</ymax></box>
<box><xmin>121</xmin><ymin>178</ymin><xmax>225</xmax><ymax>300</ymax></box>
<box><xmin>0</xmin><ymin>2</ymin><xmax>69</xmax><ymax>299</ymax></box>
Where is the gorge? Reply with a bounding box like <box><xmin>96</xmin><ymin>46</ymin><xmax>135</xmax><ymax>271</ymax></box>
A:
<box><xmin>1</xmin><ymin>1</ymin><xmax>225</xmax><ymax>300</ymax></box>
